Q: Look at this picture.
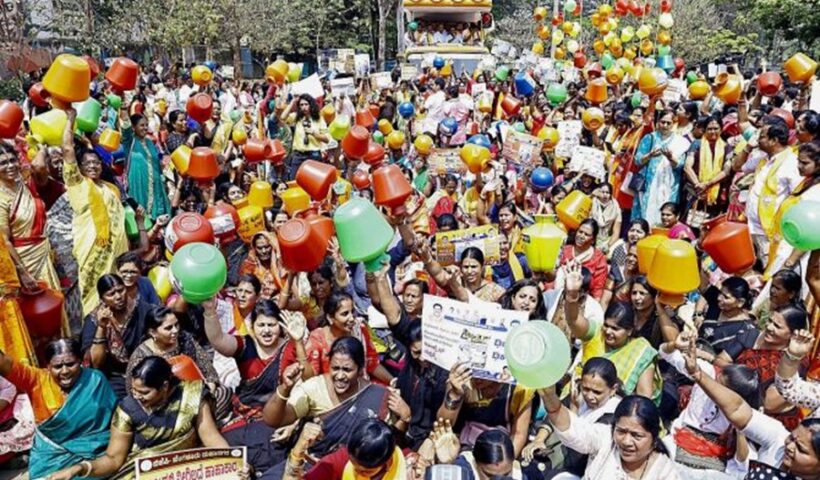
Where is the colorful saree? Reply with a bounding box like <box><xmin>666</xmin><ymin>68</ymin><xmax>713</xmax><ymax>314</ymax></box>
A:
<box><xmin>122</xmin><ymin>125</ymin><xmax>171</xmax><ymax>219</ymax></box>
<box><xmin>29</xmin><ymin>368</ymin><xmax>117</xmax><ymax>480</ymax></box>
<box><xmin>0</xmin><ymin>180</ymin><xmax>60</xmax><ymax>290</ymax></box>
<box><xmin>64</xmin><ymin>160</ymin><xmax>129</xmax><ymax>316</ymax></box>
<box><xmin>0</xmin><ymin>239</ymin><xmax>36</xmax><ymax>366</ymax></box>
<box><xmin>110</xmin><ymin>381</ymin><xmax>206</xmax><ymax>480</ymax></box>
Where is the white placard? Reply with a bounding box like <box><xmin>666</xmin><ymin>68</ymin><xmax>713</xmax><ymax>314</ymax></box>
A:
<box><xmin>570</xmin><ymin>145</ymin><xmax>607</xmax><ymax>181</ymax></box>
<box><xmin>290</xmin><ymin>73</ymin><xmax>324</xmax><ymax>99</ymax></box>
<box><xmin>554</xmin><ymin>120</ymin><xmax>583</xmax><ymax>158</ymax></box>
<box><xmin>400</xmin><ymin>64</ymin><xmax>418</xmax><ymax>81</ymax></box>
<box><xmin>421</xmin><ymin>295</ymin><xmax>528</xmax><ymax>383</ymax></box>
<box><xmin>370</xmin><ymin>72</ymin><xmax>393</xmax><ymax>90</ymax></box>
<box><xmin>663</xmin><ymin>78</ymin><xmax>687</xmax><ymax>102</ymax></box>
<box><xmin>330</xmin><ymin>77</ymin><xmax>356</xmax><ymax>98</ymax></box>
<box><xmin>810</xmin><ymin>80</ymin><xmax>820</xmax><ymax>113</ymax></box>
<box><xmin>471</xmin><ymin>82</ymin><xmax>487</xmax><ymax>97</ymax></box>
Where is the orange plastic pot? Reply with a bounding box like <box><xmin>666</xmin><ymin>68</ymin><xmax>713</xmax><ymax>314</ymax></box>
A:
<box><xmin>105</xmin><ymin>57</ymin><xmax>139</xmax><ymax>93</ymax></box>
<box><xmin>714</xmin><ymin>73</ymin><xmax>742</xmax><ymax>105</ymax></box>
<box><xmin>267</xmin><ymin>138</ymin><xmax>287</xmax><ymax>165</ymax></box>
<box><xmin>585</xmin><ymin>78</ymin><xmax>608</xmax><ymax>104</ymax></box>
<box><xmin>164</xmin><ymin>213</ymin><xmax>215</xmax><ymax>253</ymax></box>
<box><xmin>186</xmin><ymin>93</ymin><xmax>213</xmax><ymax>123</ymax></box>
<box><xmin>191</xmin><ymin>65</ymin><xmax>213</xmax><ymax>87</ymax></box>
<box><xmin>352</xmin><ymin>170</ymin><xmax>371</xmax><ymax>189</ymax></box>
<box><xmin>0</xmin><ymin>100</ymin><xmax>24</xmax><ymax>139</ymax></box>
<box><xmin>18</xmin><ymin>282</ymin><xmax>63</xmax><ymax>338</ymax></box>
<box><xmin>368</xmin><ymin>104</ymin><xmax>381</xmax><ymax>119</ymax></box>
<box><xmin>783</xmin><ymin>53</ymin><xmax>818</xmax><ymax>84</ymax></box>
<box><xmin>373</xmin><ymin>164</ymin><xmax>413</xmax><ymax>215</ymax></box>
<box><xmin>42</xmin><ymin>54</ymin><xmax>90</xmax><ymax>107</ymax></box>
<box><xmin>98</xmin><ymin>128</ymin><xmax>121</xmax><ymax>153</ymax></box>
<box><xmin>83</xmin><ymin>55</ymin><xmax>100</xmax><ymax>81</ymax></box>
<box><xmin>638</xmin><ymin>68</ymin><xmax>668</xmax><ymax>96</ymax></box>
<box><xmin>168</xmin><ymin>355</ymin><xmax>205</xmax><ymax>381</ymax></box>
<box><xmin>582</xmin><ymin>107</ymin><xmax>605</xmax><ymax>130</ymax></box>
<box><xmin>243</xmin><ymin>138</ymin><xmax>271</xmax><ymax>163</ymax></box>
<box><xmin>771</xmin><ymin>108</ymin><xmax>795</xmax><ymax>129</ymax></box>
<box><xmin>187</xmin><ymin>147</ymin><xmax>220</xmax><ymax>185</ymax></box>
<box><xmin>556</xmin><ymin>191</ymin><xmax>591</xmax><ymax>230</ymax></box>
<box><xmin>688</xmin><ymin>80</ymin><xmax>709</xmax><ymax>100</ymax></box>
<box><xmin>342</xmin><ymin>126</ymin><xmax>371</xmax><ymax>159</ymax></box>
<box><xmin>278</xmin><ymin>218</ymin><xmax>328</xmax><ymax>272</ymax></box>
<box><xmin>355</xmin><ymin>108</ymin><xmax>376</xmax><ymax>129</ymax></box>
<box><xmin>299</xmin><ymin>208</ymin><xmax>335</xmax><ymax>246</ymax></box>
<box><xmin>636</xmin><ymin>227</ymin><xmax>669</xmax><ymax>273</ymax></box>
<box><xmin>296</xmin><ymin>160</ymin><xmax>337</xmax><ymax>201</ymax></box>
<box><xmin>362</xmin><ymin>141</ymin><xmax>386</xmax><ymax>166</ymax></box>
<box><xmin>501</xmin><ymin>95</ymin><xmax>522</xmax><ymax>117</ymax></box>
<box><xmin>204</xmin><ymin>203</ymin><xmax>240</xmax><ymax>243</ymax></box>
<box><xmin>757</xmin><ymin>72</ymin><xmax>782</xmax><ymax>97</ymax></box>
<box><xmin>701</xmin><ymin>215</ymin><xmax>755</xmax><ymax>274</ymax></box>
<box><xmin>28</xmin><ymin>83</ymin><xmax>50</xmax><ymax>108</ymax></box>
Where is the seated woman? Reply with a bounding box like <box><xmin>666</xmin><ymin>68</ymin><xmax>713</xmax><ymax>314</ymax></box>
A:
<box><xmin>204</xmin><ymin>298</ymin><xmax>306</xmax><ymax>423</ymax></box>
<box><xmin>436</xmin><ymin>361</ymin><xmax>534</xmax><ymax>456</ymax></box>
<box><xmin>560</xmin><ymin>219</ymin><xmax>609</xmax><ymax>300</ymax></box>
<box><xmin>540</xmin><ymin>390</ymin><xmax>680</xmax><ymax>479</ymax></box>
<box><xmin>660</xmin><ymin>331</ymin><xmax>759</xmax><ymax>473</ymax></box>
<box><xmin>125</xmin><ymin>306</ymin><xmax>232</xmax><ymax>424</ymax></box>
<box><xmin>454</xmin><ymin>429</ymin><xmax>527</xmax><ymax>479</ymax></box>
<box><xmin>716</xmin><ymin>304</ymin><xmax>811</xmax><ymax>430</ymax></box>
<box><xmin>696</xmin><ymin>276</ymin><xmax>758</xmax><ymax>358</ymax></box>
<box><xmin>115</xmin><ymin>252</ymin><xmax>161</xmax><ymax>305</ymax></box>
<box><xmin>241</xmin><ymin>232</ymin><xmax>284</xmax><ymax>299</ymax></box>
<box><xmin>0</xmin><ymin>339</ymin><xmax>116</xmax><ymax>480</ymax></box>
<box><xmin>527</xmin><ymin>358</ymin><xmax>623</xmax><ymax>478</ymax></box>
<box><xmin>81</xmin><ymin>273</ymin><xmax>153</xmax><ymax>398</ymax></box>
<box><xmin>49</xmin><ymin>356</ymin><xmax>244</xmax><ymax>480</ymax></box>
<box><xmin>281</xmin><ymin>291</ymin><xmax>393</xmax><ymax>385</ymax></box>
<box><xmin>0</xmin><ymin>376</ymin><xmax>35</xmax><ymax>464</ymax></box>
<box><xmin>660</xmin><ymin>201</ymin><xmax>695</xmax><ymax>241</ymax></box>
<box><xmin>261</xmin><ymin>337</ymin><xmax>410</xmax><ymax>477</ymax></box>
<box><xmin>687</xmin><ymin>335</ymin><xmax>820</xmax><ymax>480</ymax></box>
<box><xmin>564</xmin><ymin>262</ymin><xmax>663</xmax><ymax>404</ymax></box>
<box><xmin>417</xmin><ymin>245</ymin><xmax>506</xmax><ymax>303</ymax></box>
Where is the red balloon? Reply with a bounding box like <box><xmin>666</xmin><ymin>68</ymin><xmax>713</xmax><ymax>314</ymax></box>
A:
<box><xmin>615</xmin><ymin>0</ymin><xmax>629</xmax><ymax>12</ymax></box>
<box><xmin>551</xmin><ymin>13</ymin><xmax>564</xmax><ymax>26</ymax></box>
<box><xmin>573</xmin><ymin>51</ymin><xmax>588</xmax><ymax>69</ymax></box>
<box><xmin>674</xmin><ymin>58</ymin><xmax>685</xmax><ymax>71</ymax></box>
<box><xmin>660</xmin><ymin>0</ymin><xmax>672</xmax><ymax>13</ymax></box>
<box><xmin>644</xmin><ymin>2</ymin><xmax>652</xmax><ymax>15</ymax></box>
<box><xmin>628</xmin><ymin>0</ymin><xmax>642</xmax><ymax>16</ymax></box>
<box><xmin>572</xmin><ymin>3</ymin><xmax>581</xmax><ymax>16</ymax></box>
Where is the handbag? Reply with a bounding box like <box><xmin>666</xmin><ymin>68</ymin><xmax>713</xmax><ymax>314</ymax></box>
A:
<box><xmin>686</xmin><ymin>199</ymin><xmax>708</xmax><ymax>229</ymax></box>
<box><xmin>623</xmin><ymin>133</ymin><xmax>655</xmax><ymax>194</ymax></box>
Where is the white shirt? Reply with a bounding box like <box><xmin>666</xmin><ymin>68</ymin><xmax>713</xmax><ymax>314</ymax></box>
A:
<box><xmin>660</xmin><ymin>349</ymin><xmax>731</xmax><ymax>435</ymax></box>
<box><xmin>178</xmin><ymin>84</ymin><xmax>196</xmax><ymax>105</ymax></box>
<box><xmin>742</xmin><ymin>410</ymin><xmax>788</xmax><ymax>468</ymax></box>
<box><xmin>742</xmin><ymin>148</ymin><xmax>802</xmax><ymax>236</ymax></box>
<box><xmin>422</xmin><ymin>90</ymin><xmax>447</xmax><ymax>134</ymax></box>
<box><xmin>555</xmin><ymin>411</ymin><xmax>682</xmax><ymax>480</ymax></box>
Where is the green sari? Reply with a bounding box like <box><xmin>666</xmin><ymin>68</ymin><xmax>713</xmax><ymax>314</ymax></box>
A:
<box><xmin>110</xmin><ymin>381</ymin><xmax>206</xmax><ymax>480</ymax></box>
<box><xmin>29</xmin><ymin>368</ymin><xmax>117</xmax><ymax>480</ymax></box>
<box><xmin>122</xmin><ymin>125</ymin><xmax>171</xmax><ymax>220</ymax></box>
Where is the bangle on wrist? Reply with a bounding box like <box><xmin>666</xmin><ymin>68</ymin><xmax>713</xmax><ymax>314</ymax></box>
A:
<box><xmin>783</xmin><ymin>350</ymin><xmax>803</xmax><ymax>362</ymax></box>
<box><xmin>276</xmin><ymin>387</ymin><xmax>290</xmax><ymax>401</ymax></box>
<box><xmin>444</xmin><ymin>393</ymin><xmax>463</xmax><ymax>410</ymax></box>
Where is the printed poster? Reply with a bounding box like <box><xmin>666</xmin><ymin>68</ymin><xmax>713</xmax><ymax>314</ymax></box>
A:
<box><xmin>502</xmin><ymin>130</ymin><xmax>543</xmax><ymax>168</ymax></box>
<box><xmin>428</xmin><ymin>148</ymin><xmax>466</xmax><ymax>175</ymax></box>
<box><xmin>330</xmin><ymin>77</ymin><xmax>356</xmax><ymax>98</ymax></box>
<box><xmin>290</xmin><ymin>73</ymin><xmax>324</xmax><ymax>99</ymax></box>
<box><xmin>663</xmin><ymin>78</ymin><xmax>687</xmax><ymax>103</ymax></box>
<box><xmin>435</xmin><ymin>225</ymin><xmax>501</xmax><ymax>267</ymax></box>
<box><xmin>400</xmin><ymin>64</ymin><xmax>418</xmax><ymax>81</ymax></box>
<box><xmin>554</xmin><ymin>120</ymin><xmax>583</xmax><ymax>159</ymax></box>
<box><xmin>135</xmin><ymin>447</ymin><xmax>246</xmax><ymax>480</ymax></box>
<box><xmin>569</xmin><ymin>145</ymin><xmax>607</xmax><ymax>181</ymax></box>
<box><xmin>421</xmin><ymin>295</ymin><xmax>528</xmax><ymax>383</ymax></box>
<box><xmin>370</xmin><ymin>72</ymin><xmax>393</xmax><ymax>90</ymax></box>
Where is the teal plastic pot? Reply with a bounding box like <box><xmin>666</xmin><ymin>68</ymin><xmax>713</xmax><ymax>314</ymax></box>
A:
<box><xmin>169</xmin><ymin>242</ymin><xmax>227</xmax><ymax>304</ymax></box>
<box><xmin>504</xmin><ymin>321</ymin><xmax>571</xmax><ymax>389</ymax></box>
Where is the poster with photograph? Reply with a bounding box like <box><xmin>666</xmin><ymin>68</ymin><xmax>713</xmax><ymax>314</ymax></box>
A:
<box><xmin>435</xmin><ymin>225</ymin><xmax>501</xmax><ymax>267</ymax></box>
<box><xmin>502</xmin><ymin>130</ymin><xmax>543</xmax><ymax>168</ymax></box>
<box><xmin>421</xmin><ymin>295</ymin><xmax>528</xmax><ymax>383</ymax></box>
<box><xmin>554</xmin><ymin>120</ymin><xmax>583</xmax><ymax>158</ymax></box>
<box><xmin>370</xmin><ymin>72</ymin><xmax>393</xmax><ymax>90</ymax></box>
<box><xmin>135</xmin><ymin>448</ymin><xmax>246</xmax><ymax>480</ymax></box>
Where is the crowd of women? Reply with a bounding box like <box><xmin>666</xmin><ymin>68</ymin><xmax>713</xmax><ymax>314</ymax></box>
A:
<box><xmin>0</xmin><ymin>53</ymin><xmax>819</xmax><ymax>480</ymax></box>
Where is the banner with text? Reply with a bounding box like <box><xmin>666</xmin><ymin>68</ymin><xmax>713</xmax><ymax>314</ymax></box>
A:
<box><xmin>135</xmin><ymin>447</ymin><xmax>246</xmax><ymax>480</ymax></box>
<box><xmin>435</xmin><ymin>225</ymin><xmax>501</xmax><ymax>267</ymax></box>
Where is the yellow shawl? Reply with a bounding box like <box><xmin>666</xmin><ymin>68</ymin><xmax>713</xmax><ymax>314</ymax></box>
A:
<box><xmin>699</xmin><ymin>138</ymin><xmax>726</xmax><ymax>205</ymax></box>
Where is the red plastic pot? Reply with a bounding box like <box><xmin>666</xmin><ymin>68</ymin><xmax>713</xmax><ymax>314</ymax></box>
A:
<box><xmin>105</xmin><ymin>57</ymin><xmax>139</xmax><ymax>92</ymax></box>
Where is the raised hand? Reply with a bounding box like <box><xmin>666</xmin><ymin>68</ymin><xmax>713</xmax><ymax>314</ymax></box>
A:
<box><xmin>280</xmin><ymin>310</ymin><xmax>307</xmax><ymax>342</ymax></box>
<box><xmin>430</xmin><ymin>419</ymin><xmax>460</xmax><ymax>464</ymax></box>
<box><xmin>564</xmin><ymin>260</ymin><xmax>583</xmax><ymax>294</ymax></box>
<box><xmin>786</xmin><ymin>329</ymin><xmax>815</xmax><ymax>360</ymax></box>
<box><xmin>683</xmin><ymin>334</ymin><xmax>699</xmax><ymax>378</ymax></box>
<box><xmin>446</xmin><ymin>362</ymin><xmax>472</xmax><ymax>398</ymax></box>
<box><xmin>281</xmin><ymin>362</ymin><xmax>303</xmax><ymax>389</ymax></box>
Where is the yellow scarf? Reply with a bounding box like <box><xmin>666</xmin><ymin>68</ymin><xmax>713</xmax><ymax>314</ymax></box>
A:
<box><xmin>88</xmin><ymin>179</ymin><xmax>113</xmax><ymax>246</ymax></box>
<box><xmin>232</xmin><ymin>304</ymin><xmax>250</xmax><ymax>336</ymax></box>
<box><xmin>757</xmin><ymin>150</ymin><xmax>791</xmax><ymax>239</ymax></box>
<box><xmin>699</xmin><ymin>138</ymin><xmax>726</xmax><ymax>205</ymax></box>
<box><xmin>342</xmin><ymin>447</ymin><xmax>406</xmax><ymax>480</ymax></box>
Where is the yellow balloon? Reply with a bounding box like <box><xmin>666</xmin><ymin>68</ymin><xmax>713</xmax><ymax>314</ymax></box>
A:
<box><xmin>440</xmin><ymin>63</ymin><xmax>453</xmax><ymax>77</ymax></box>
<box><xmin>533</xmin><ymin>6</ymin><xmax>548</xmax><ymax>21</ymax></box>
<box><xmin>570</xmin><ymin>23</ymin><xmax>582</xmax><ymax>38</ymax></box>
<box><xmin>413</xmin><ymin>134</ymin><xmax>434</xmax><ymax>156</ymax></box>
<box><xmin>591</xmin><ymin>13</ymin><xmax>602</xmax><ymax>27</ymax></box>
<box><xmin>620</xmin><ymin>27</ymin><xmax>635</xmax><ymax>43</ymax></box>
<box><xmin>562</xmin><ymin>21</ymin><xmax>574</xmax><ymax>34</ymax></box>
<box><xmin>657</xmin><ymin>30</ymin><xmax>672</xmax><ymax>46</ymax></box>
<box><xmin>593</xmin><ymin>39</ymin><xmax>606</xmax><ymax>55</ymax></box>
<box><xmin>386</xmin><ymin>130</ymin><xmax>405</xmax><ymax>150</ymax></box>
<box><xmin>640</xmin><ymin>39</ymin><xmax>655</xmax><ymax>56</ymax></box>
<box><xmin>636</xmin><ymin>24</ymin><xmax>651</xmax><ymax>40</ymax></box>
<box><xmin>624</xmin><ymin>48</ymin><xmax>637</xmax><ymax>61</ymax></box>
<box><xmin>232</xmin><ymin>125</ymin><xmax>248</xmax><ymax>145</ymax></box>
<box><xmin>552</xmin><ymin>30</ymin><xmax>564</xmax><ymax>46</ymax></box>
<box><xmin>598</xmin><ymin>4</ymin><xmax>613</xmax><ymax>18</ymax></box>
<box><xmin>554</xmin><ymin>47</ymin><xmax>566</xmax><ymax>60</ymax></box>
<box><xmin>536</xmin><ymin>24</ymin><xmax>551</xmax><ymax>40</ymax></box>
<box><xmin>378</xmin><ymin>118</ymin><xmax>393</xmax><ymax>135</ymax></box>
<box><xmin>532</xmin><ymin>41</ymin><xmax>545</xmax><ymax>55</ymax></box>
<box><xmin>603</xmin><ymin>31</ymin><xmax>617</xmax><ymax>47</ymax></box>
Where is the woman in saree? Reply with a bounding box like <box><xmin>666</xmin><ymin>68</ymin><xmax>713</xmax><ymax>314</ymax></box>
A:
<box><xmin>632</xmin><ymin>109</ymin><xmax>687</xmax><ymax>227</ymax></box>
<box><xmin>81</xmin><ymin>274</ymin><xmax>152</xmax><ymax>398</ymax></box>
<box><xmin>62</xmin><ymin>108</ymin><xmax>129</xmax><ymax>316</ymax></box>
<box><xmin>590</xmin><ymin>183</ymin><xmax>622</xmax><ymax>254</ymax></box>
<box><xmin>49</xmin><ymin>356</ymin><xmax>246</xmax><ymax>480</ymax></box>
<box><xmin>0</xmin><ymin>233</ymin><xmax>37</xmax><ymax>367</ymax></box>
<box><xmin>659</xmin><ymin>201</ymin><xmax>695</xmax><ymax>241</ymax></box>
<box><xmin>559</xmin><ymin>218</ymin><xmax>609</xmax><ymax>300</ymax></box>
<box><xmin>262</xmin><ymin>337</ymin><xmax>410</xmax><ymax>478</ymax></box>
<box><xmin>120</xmin><ymin>111</ymin><xmax>172</xmax><ymax>219</ymax></box>
<box><xmin>241</xmin><ymin>231</ymin><xmax>285</xmax><ymax>299</ymax></box>
<box><xmin>0</xmin><ymin>339</ymin><xmax>116</xmax><ymax>479</ymax></box>
<box><xmin>683</xmin><ymin>114</ymin><xmax>733</xmax><ymax>217</ymax></box>
<box><xmin>417</xmin><ymin>244</ymin><xmax>506</xmax><ymax>303</ymax></box>
<box><xmin>716</xmin><ymin>304</ymin><xmax>811</xmax><ymax>431</ymax></box>
<box><xmin>564</xmin><ymin>262</ymin><xmax>663</xmax><ymax>404</ymax></box>
<box><xmin>125</xmin><ymin>306</ymin><xmax>233</xmax><ymax>423</ymax></box>
<box><xmin>0</xmin><ymin>141</ymin><xmax>60</xmax><ymax>292</ymax></box>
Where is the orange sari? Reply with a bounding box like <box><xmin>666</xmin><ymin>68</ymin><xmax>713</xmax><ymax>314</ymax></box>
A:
<box><xmin>0</xmin><ymin>239</ymin><xmax>37</xmax><ymax>366</ymax></box>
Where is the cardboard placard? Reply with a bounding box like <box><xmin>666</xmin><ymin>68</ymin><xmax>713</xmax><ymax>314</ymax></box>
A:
<box><xmin>369</xmin><ymin>72</ymin><xmax>393</xmax><ymax>90</ymax></box>
<box><xmin>400</xmin><ymin>64</ymin><xmax>418</xmax><ymax>81</ymax></box>
<box><xmin>330</xmin><ymin>77</ymin><xmax>356</xmax><ymax>98</ymax></box>
<box><xmin>290</xmin><ymin>73</ymin><xmax>324</xmax><ymax>99</ymax></box>
<box><xmin>569</xmin><ymin>145</ymin><xmax>607</xmax><ymax>181</ymax></box>
<box><xmin>554</xmin><ymin>120</ymin><xmax>583</xmax><ymax>158</ymax></box>
<box><xmin>502</xmin><ymin>130</ymin><xmax>543</xmax><ymax>168</ymax></box>
<box><xmin>421</xmin><ymin>295</ymin><xmax>528</xmax><ymax>383</ymax></box>
<box><xmin>428</xmin><ymin>148</ymin><xmax>466</xmax><ymax>175</ymax></box>
<box><xmin>135</xmin><ymin>448</ymin><xmax>246</xmax><ymax>480</ymax></box>
<box><xmin>435</xmin><ymin>225</ymin><xmax>501</xmax><ymax>267</ymax></box>
<box><xmin>663</xmin><ymin>78</ymin><xmax>687</xmax><ymax>103</ymax></box>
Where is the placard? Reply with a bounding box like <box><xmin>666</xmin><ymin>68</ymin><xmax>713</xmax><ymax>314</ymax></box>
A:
<box><xmin>370</xmin><ymin>72</ymin><xmax>393</xmax><ymax>90</ymax></box>
<box><xmin>421</xmin><ymin>295</ymin><xmax>528</xmax><ymax>383</ymax></box>
<box><xmin>330</xmin><ymin>77</ymin><xmax>356</xmax><ymax>98</ymax></box>
<box><xmin>554</xmin><ymin>120</ymin><xmax>583</xmax><ymax>158</ymax></box>
<box><xmin>471</xmin><ymin>82</ymin><xmax>487</xmax><ymax>97</ymax></box>
<box><xmin>400</xmin><ymin>64</ymin><xmax>418</xmax><ymax>81</ymax></box>
<box><xmin>428</xmin><ymin>148</ymin><xmax>466</xmax><ymax>175</ymax></box>
<box><xmin>355</xmin><ymin>54</ymin><xmax>371</xmax><ymax>77</ymax></box>
<box><xmin>663</xmin><ymin>78</ymin><xmax>687</xmax><ymax>103</ymax></box>
<box><xmin>570</xmin><ymin>145</ymin><xmax>607</xmax><ymax>182</ymax></box>
<box><xmin>135</xmin><ymin>447</ymin><xmax>246</xmax><ymax>480</ymax></box>
<box><xmin>502</xmin><ymin>130</ymin><xmax>543</xmax><ymax>168</ymax></box>
<box><xmin>810</xmin><ymin>80</ymin><xmax>820</xmax><ymax>113</ymax></box>
<box><xmin>290</xmin><ymin>73</ymin><xmax>324</xmax><ymax>99</ymax></box>
<box><xmin>435</xmin><ymin>225</ymin><xmax>501</xmax><ymax>267</ymax></box>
